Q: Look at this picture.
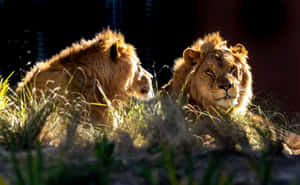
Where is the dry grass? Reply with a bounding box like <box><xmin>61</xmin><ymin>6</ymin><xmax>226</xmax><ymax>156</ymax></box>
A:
<box><xmin>0</xmin><ymin>73</ymin><xmax>292</xmax><ymax>153</ymax></box>
<box><xmin>1</xmin><ymin>74</ymin><xmax>300</xmax><ymax>185</ymax></box>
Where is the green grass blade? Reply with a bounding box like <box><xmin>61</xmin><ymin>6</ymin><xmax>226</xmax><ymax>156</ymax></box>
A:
<box><xmin>35</xmin><ymin>144</ymin><xmax>44</xmax><ymax>185</ymax></box>
<box><xmin>200</xmin><ymin>155</ymin><xmax>221</xmax><ymax>185</ymax></box>
<box><xmin>26</xmin><ymin>148</ymin><xmax>35</xmax><ymax>185</ymax></box>
<box><xmin>162</xmin><ymin>145</ymin><xmax>178</xmax><ymax>185</ymax></box>
<box><xmin>9</xmin><ymin>145</ymin><xmax>25</xmax><ymax>185</ymax></box>
<box><xmin>184</xmin><ymin>146</ymin><xmax>195</xmax><ymax>185</ymax></box>
<box><xmin>140</xmin><ymin>166</ymin><xmax>158</xmax><ymax>185</ymax></box>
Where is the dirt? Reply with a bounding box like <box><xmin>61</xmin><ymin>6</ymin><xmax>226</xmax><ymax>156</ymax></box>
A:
<box><xmin>1</xmin><ymin>145</ymin><xmax>300</xmax><ymax>185</ymax></box>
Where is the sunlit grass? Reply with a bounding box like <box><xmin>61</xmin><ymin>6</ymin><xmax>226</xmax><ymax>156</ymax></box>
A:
<box><xmin>0</xmin><ymin>74</ymin><xmax>299</xmax><ymax>184</ymax></box>
<box><xmin>0</xmin><ymin>72</ymin><xmax>14</xmax><ymax>111</ymax></box>
<box><xmin>0</xmin><ymin>74</ymin><xmax>93</xmax><ymax>149</ymax></box>
<box><xmin>0</xmin><ymin>72</ymin><xmax>295</xmax><ymax>153</ymax></box>
<box><xmin>0</xmin><ymin>74</ymin><xmax>288</xmax><ymax>151</ymax></box>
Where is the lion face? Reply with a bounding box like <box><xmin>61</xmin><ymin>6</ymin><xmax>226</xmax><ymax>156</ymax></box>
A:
<box><xmin>127</xmin><ymin>65</ymin><xmax>154</xmax><ymax>100</ymax></box>
<box><xmin>106</xmin><ymin>41</ymin><xmax>154</xmax><ymax>101</ymax></box>
<box><xmin>165</xmin><ymin>32</ymin><xmax>252</xmax><ymax>114</ymax></box>
<box><xmin>189</xmin><ymin>50</ymin><xmax>244</xmax><ymax>110</ymax></box>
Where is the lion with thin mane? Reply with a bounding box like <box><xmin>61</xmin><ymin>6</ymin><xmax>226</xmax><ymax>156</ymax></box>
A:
<box><xmin>17</xmin><ymin>29</ymin><xmax>154</xmax><ymax>124</ymax></box>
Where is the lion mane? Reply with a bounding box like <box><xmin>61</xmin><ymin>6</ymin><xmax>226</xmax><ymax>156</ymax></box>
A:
<box><xmin>162</xmin><ymin>33</ymin><xmax>300</xmax><ymax>155</ymax></box>
<box><xmin>17</xmin><ymin>28</ymin><xmax>153</xmax><ymax>124</ymax></box>
<box><xmin>162</xmin><ymin>32</ymin><xmax>252</xmax><ymax>115</ymax></box>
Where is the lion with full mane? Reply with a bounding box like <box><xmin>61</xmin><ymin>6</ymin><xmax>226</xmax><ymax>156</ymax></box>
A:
<box><xmin>162</xmin><ymin>32</ymin><xmax>300</xmax><ymax>154</ymax></box>
<box><xmin>163</xmin><ymin>32</ymin><xmax>251</xmax><ymax>115</ymax></box>
<box><xmin>17</xmin><ymin>29</ymin><xmax>154</xmax><ymax>124</ymax></box>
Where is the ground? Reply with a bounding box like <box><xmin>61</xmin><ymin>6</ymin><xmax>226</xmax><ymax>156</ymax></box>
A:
<box><xmin>1</xmin><ymin>144</ymin><xmax>300</xmax><ymax>185</ymax></box>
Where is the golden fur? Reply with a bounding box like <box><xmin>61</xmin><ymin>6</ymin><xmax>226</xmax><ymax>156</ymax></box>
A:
<box><xmin>162</xmin><ymin>32</ymin><xmax>251</xmax><ymax>115</ymax></box>
<box><xmin>163</xmin><ymin>32</ymin><xmax>300</xmax><ymax>155</ymax></box>
<box><xmin>17</xmin><ymin>29</ymin><xmax>153</xmax><ymax>124</ymax></box>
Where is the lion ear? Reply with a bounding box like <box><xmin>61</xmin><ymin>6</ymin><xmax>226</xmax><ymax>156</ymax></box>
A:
<box><xmin>183</xmin><ymin>48</ymin><xmax>201</xmax><ymax>65</ymax></box>
<box><xmin>231</xmin><ymin>43</ymin><xmax>248</xmax><ymax>57</ymax></box>
<box><xmin>110</xmin><ymin>42</ymin><xmax>120</xmax><ymax>61</ymax></box>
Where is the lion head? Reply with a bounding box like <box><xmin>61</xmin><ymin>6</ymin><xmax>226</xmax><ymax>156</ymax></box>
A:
<box><xmin>163</xmin><ymin>32</ymin><xmax>252</xmax><ymax>114</ymax></box>
<box><xmin>127</xmin><ymin>65</ymin><xmax>154</xmax><ymax>100</ymax></box>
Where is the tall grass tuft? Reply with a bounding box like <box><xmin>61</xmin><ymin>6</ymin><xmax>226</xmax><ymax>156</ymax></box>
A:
<box><xmin>0</xmin><ymin>73</ymin><xmax>93</xmax><ymax>149</ymax></box>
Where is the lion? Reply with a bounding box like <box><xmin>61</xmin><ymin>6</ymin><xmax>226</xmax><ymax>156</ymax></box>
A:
<box><xmin>162</xmin><ymin>32</ymin><xmax>300</xmax><ymax>154</ymax></box>
<box><xmin>162</xmin><ymin>32</ymin><xmax>251</xmax><ymax>115</ymax></box>
<box><xmin>17</xmin><ymin>28</ymin><xmax>154</xmax><ymax>124</ymax></box>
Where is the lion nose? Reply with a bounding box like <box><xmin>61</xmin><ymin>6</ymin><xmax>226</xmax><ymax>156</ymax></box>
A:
<box><xmin>219</xmin><ymin>83</ymin><xmax>232</xmax><ymax>91</ymax></box>
<box><xmin>140</xmin><ymin>87</ymin><xmax>149</xmax><ymax>94</ymax></box>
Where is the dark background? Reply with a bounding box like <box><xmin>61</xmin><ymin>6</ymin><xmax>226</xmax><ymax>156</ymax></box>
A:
<box><xmin>0</xmin><ymin>0</ymin><xmax>299</xmax><ymax>113</ymax></box>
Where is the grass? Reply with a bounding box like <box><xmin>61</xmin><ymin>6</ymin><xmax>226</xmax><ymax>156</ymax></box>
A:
<box><xmin>0</xmin><ymin>74</ymin><xmax>299</xmax><ymax>185</ymax></box>
<box><xmin>247</xmin><ymin>152</ymin><xmax>272</xmax><ymax>185</ymax></box>
<box><xmin>7</xmin><ymin>138</ymin><xmax>118</xmax><ymax>185</ymax></box>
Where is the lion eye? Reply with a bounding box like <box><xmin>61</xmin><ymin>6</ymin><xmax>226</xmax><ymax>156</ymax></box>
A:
<box><xmin>215</xmin><ymin>53</ymin><xmax>221</xmax><ymax>60</ymax></box>
<box><xmin>230</xmin><ymin>67</ymin><xmax>237</xmax><ymax>76</ymax></box>
<box><xmin>206</xmin><ymin>70</ymin><xmax>215</xmax><ymax>78</ymax></box>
